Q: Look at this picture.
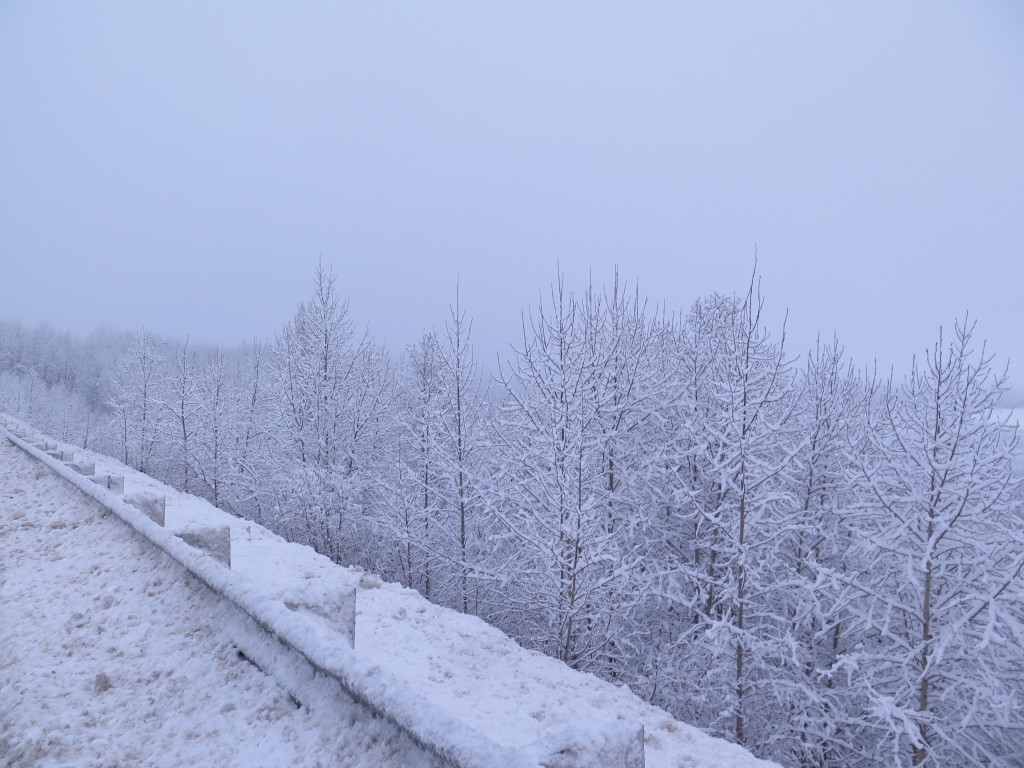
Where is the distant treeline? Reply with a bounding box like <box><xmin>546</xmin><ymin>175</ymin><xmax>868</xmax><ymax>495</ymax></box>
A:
<box><xmin>2</xmin><ymin>267</ymin><xmax>1022</xmax><ymax>768</ymax></box>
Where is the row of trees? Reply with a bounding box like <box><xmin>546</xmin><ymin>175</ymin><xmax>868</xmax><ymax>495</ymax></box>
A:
<box><xmin>1</xmin><ymin>268</ymin><xmax>1021</xmax><ymax>767</ymax></box>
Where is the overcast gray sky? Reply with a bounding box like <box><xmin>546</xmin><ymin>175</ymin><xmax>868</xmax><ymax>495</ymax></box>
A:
<box><xmin>2</xmin><ymin>2</ymin><xmax>1022</xmax><ymax>390</ymax></box>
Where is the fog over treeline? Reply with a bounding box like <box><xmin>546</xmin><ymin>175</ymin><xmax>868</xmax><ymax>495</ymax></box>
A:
<box><xmin>2</xmin><ymin>267</ymin><xmax>1022</xmax><ymax>768</ymax></box>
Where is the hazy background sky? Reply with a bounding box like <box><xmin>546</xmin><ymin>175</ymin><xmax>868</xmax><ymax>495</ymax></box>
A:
<box><xmin>2</xmin><ymin>2</ymin><xmax>1022</xmax><ymax>392</ymax></box>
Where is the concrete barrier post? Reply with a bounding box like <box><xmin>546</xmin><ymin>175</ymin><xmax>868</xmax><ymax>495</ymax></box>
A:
<box><xmin>124</xmin><ymin>492</ymin><xmax>166</xmax><ymax>526</ymax></box>
<box><xmin>298</xmin><ymin>587</ymin><xmax>357</xmax><ymax>649</ymax></box>
<box><xmin>72</xmin><ymin>461</ymin><xmax>96</xmax><ymax>475</ymax></box>
<box><xmin>88</xmin><ymin>474</ymin><xmax>124</xmax><ymax>493</ymax></box>
<box><xmin>334</xmin><ymin>587</ymin><xmax>357</xmax><ymax>648</ymax></box>
<box><xmin>175</xmin><ymin>525</ymin><xmax>231</xmax><ymax>567</ymax></box>
<box><xmin>525</xmin><ymin>721</ymin><xmax>645</xmax><ymax>768</ymax></box>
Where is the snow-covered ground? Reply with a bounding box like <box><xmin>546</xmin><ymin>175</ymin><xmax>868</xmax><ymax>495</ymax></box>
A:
<box><xmin>0</xmin><ymin>423</ymin><xmax>779</xmax><ymax>768</ymax></box>
<box><xmin>0</xmin><ymin>438</ymin><xmax>441</xmax><ymax>768</ymax></box>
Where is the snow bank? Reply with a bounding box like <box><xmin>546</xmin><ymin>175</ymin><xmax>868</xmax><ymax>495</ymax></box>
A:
<box><xmin>0</xmin><ymin>436</ymin><xmax>440</xmax><ymax>768</ymax></box>
<box><xmin>0</xmin><ymin>415</ymin><xmax>780</xmax><ymax>768</ymax></box>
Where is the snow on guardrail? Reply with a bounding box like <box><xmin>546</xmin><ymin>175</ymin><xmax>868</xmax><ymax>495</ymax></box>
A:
<box><xmin>0</xmin><ymin>414</ymin><xmax>780</xmax><ymax>768</ymax></box>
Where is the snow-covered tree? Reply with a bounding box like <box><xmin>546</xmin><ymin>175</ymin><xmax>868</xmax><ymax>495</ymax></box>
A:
<box><xmin>649</xmin><ymin>277</ymin><xmax>802</xmax><ymax>754</ymax></box>
<box><xmin>260</xmin><ymin>265</ymin><xmax>394</xmax><ymax>564</ymax></box>
<box><xmin>108</xmin><ymin>330</ymin><xmax>166</xmax><ymax>474</ymax></box>
<box><xmin>433</xmin><ymin>292</ymin><xmax>493</xmax><ymax>615</ymax></box>
<box><xmin>385</xmin><ymin>331</ymin><xmax>447</xmax><ymax>597</ymax></box>
<box><xmin>192</xmin><ymin>348</ymin><xmax>238</xmax><ymax>510</ymax></box>
<box><xmin>229</xmin><ymin>341</ymin><xmax>274</xmax><ymax>524</ymax></box>
<box><xmin>5</xmin><ymin>267</ymin><xmax>1023</xmax><ymax>768</ymax></box>
<box><xmin>162</xmin><ymin>340</ymin><xmax>199</xmax><ymax>492</ymax></box>
<box><xmin>779</xmin><ymin>337</ymin><xmax>866</xmax><ymax>767</ymax></box>
<box><xmin>267</xmin><ymin>265</ymin><xmax>359</xmax><ymax>552</ymax></box>
<box><xmin>492</xmin><ymin>273</ymin><xmax>660</xmax><ymax>671</ymax></box>
<box><xmin>845</xmin><ymin>318</ymin><xmax>1024</xmax><ymax>767</ymax></box>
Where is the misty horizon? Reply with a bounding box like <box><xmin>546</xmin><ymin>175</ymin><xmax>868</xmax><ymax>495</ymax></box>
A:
<box><xmin>2</xmin><ymin>2</ymin><xmax>1022</xmax><ymax>398</ymax></box>
<box><xmin>4</xmin><ymin>260</ymin><xmax>1024</xmax><ymax>409</ymax></box>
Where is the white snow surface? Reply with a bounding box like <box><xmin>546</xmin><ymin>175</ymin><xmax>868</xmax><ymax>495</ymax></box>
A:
<box><xmin>0</xmin><ymin>420</ymin><xmax>779</xmax><ymax>768</ymax></box>
<box><xmin>0</xmin><ymin>437</ymin><xmax>441</xmax><ymax>768</ymax></box>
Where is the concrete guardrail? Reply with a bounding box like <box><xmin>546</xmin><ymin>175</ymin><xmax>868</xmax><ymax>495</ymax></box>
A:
<box><xmin>0</xmin><ymin>415</ymin><xmax>645</xmax><ymax>768</ymax></box>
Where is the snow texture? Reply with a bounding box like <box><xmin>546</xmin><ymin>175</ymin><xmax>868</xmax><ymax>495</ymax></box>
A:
<box><xmin>0</xmin><ymin>436</ymin><xmax>442</xmax><ymax>768</ymax></box>
<box><xmin>0</xmin><ymin>417</ymin><xmax>779</xmax><ymax>768</ymax></box>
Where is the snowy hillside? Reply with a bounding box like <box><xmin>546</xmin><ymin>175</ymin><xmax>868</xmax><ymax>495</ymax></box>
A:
<box><xmin>0</xmin><ymin>422</ymin><xmax>778</xmax><ymax>768</ymax></box>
